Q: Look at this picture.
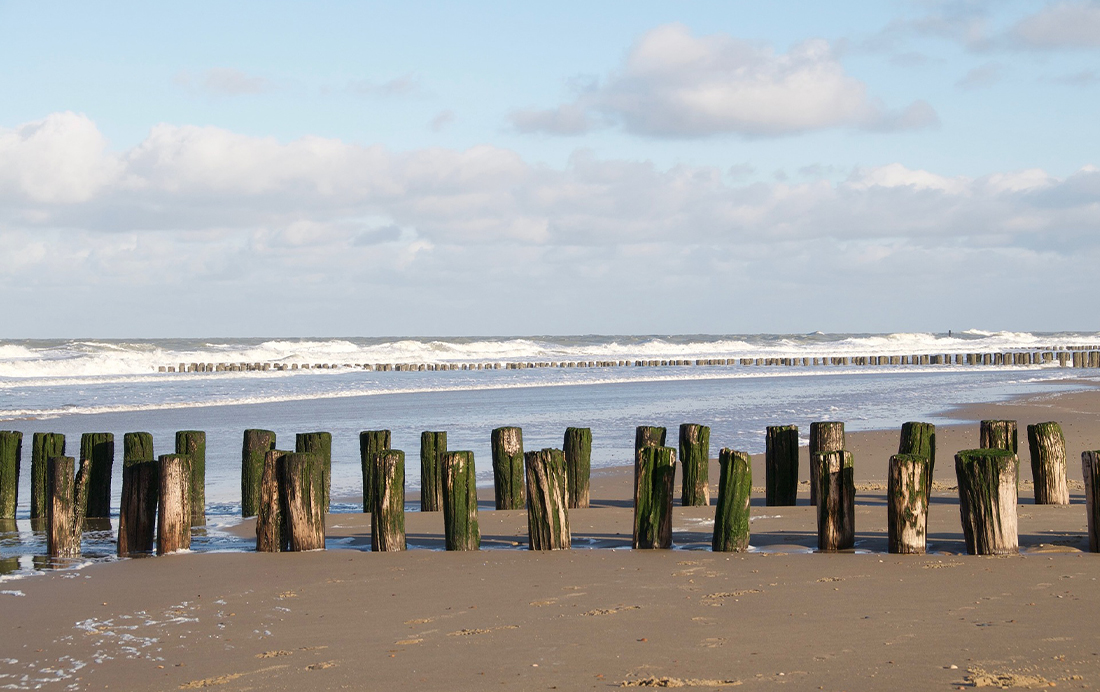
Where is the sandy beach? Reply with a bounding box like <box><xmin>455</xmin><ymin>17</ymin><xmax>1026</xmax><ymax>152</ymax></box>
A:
<box><xmin>4</xmin><ymin>382</ymin><xmax>1100</xmax><ymax>690</ymax></box>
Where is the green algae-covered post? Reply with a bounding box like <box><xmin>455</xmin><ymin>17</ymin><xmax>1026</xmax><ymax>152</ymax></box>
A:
<box><xmin>358</xmin><ymin>430</ymin><xmax>390</xmax><ymax>513</ymax></box>
<box><xmin>420</xmin><ymin>431</ymin><xmax>447</xmax><ymax>512</ymax></box>
<box><xmin>678</xmin><ymin>423</ymin><xmax>710</xmax><ymax>507</ymax></box>
<box><xmin>816</xmin><ymin>450</ymin><xmax>854</xmax><ymax>551</ymax></box>
<box><xmin>634</xmin><ymin>426</ymin><xmax>667</xmax><ymax>504</ymax></box>
<box><xmin>1084</xmin><ymin>451</ymin><xmax>1100</xmax><ymax>552</ymax></box>
<box><xmin>281</xmin><ymin>452</ymin><xmax>325</xmax><ymax>551</ymax></box>
<box><xmin>1027</xmin><ymin>422</ymin><xmax>1069</xmax><ymax>505</ymax></box>
<box><xmin>955</xmin><ymin>449</ymin><xmax>1018</xmax><ymax>555</ymax></box>
<box><xmin>491</xmin><ymin>426</ymin><xmax>525</xmax><ymax>510</ymax></box>
<box><xmin>31</xmin><ymin>433</ymin><xmax>66</xmax><ymax>522</ymax></box>
<box><xmin>0</xmin><ymin>431</ymin><xmax>22</xmax><ymax>520</ymax></box>
<box><xmin>899</xmin><ymin>422</ymin><xmax>936</xmax><ymax>503</ymax></box>
<box><xmin>979</xmin><ymin>420</ymin><xmax>1018</xmax><ymax>453</ymax></box>
<box><xmin>633</xmin><ymin>446</ymin><xmax>675</xmax><ymax>549</ymax></box>
<box><xmin>442</xmin><ymin>451</ymin><xmax>480</xmax><ymax>551</ymax></box>
<box><xmin>156</xmin><ymin>453</ymin><xmax>192</xmax><ymax>556</ymax></box>
<box><xmin>887</xmin><ymin>453</ymin><xmax>929</xmax><ymax>554</ymax></box>
<box><xmin>46</xmin><ymin>456</ymin><xmax>90</xmax><ymax>559</ymax></box>
<box><xmin>118</xmin><ymin>432</ymin><xmax>158</xmax><ymax>556</ymax></box>
<box><xmin>809</xmin><ymin>422</ymin><xmax>844</xmax><ymax>507</ymax></box>
<box><xmin>80</xmin><ymin>433</ymin><xmax>114</xmax><ymax>519</ymax></box>
<box><xmin>297</xmin><ymin>432</ymin><xmax>333</xmax><ymax>513</ymax></box>
<box><xmin>765</xmin><ymin>425</ymin><xmax>798</xmax><ymax>506</ymax></box>
<box><xmin>371</xmin><ymin>449</ymin><xmax>406</xmax><ymax>552</ymax></box>
<box><xmin>564</xmin><ymin>427</ymin><xmax>592</xmax><ymax>509</ymax></box>
<box><xmin>712</xmin><ymin>449</ymin><xmax>751</xmax><ymax>552</ymax></box>
<box><xmin>256</xmin><ymin>449</ymin><xmax>289</xmax><ymax>552</ymax></box>
<box><xmin>524</xmin><ymin>448</ymin><xmax>570</xmax><ymax>550</ymax></box>
<box><xmin>242</xmin><ymin>429</ymin><xmax>276</xmax><ymax>518</ymax></box>
<box><xmin>175</xmin><ymin>431</ymin><xmax>206</xmax><ymax>527</ymax></box>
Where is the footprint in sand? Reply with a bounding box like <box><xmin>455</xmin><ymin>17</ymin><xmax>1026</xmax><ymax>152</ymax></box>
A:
<box><xmin>582</xmin><ymin>605</ymin><xmax>641</xmax><ymax>617</ymax></box>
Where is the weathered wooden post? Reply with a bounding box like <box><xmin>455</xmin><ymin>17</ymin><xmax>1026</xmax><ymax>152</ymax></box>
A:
<box><xmin>31</xmin><ymin>433</ymin><xmax>65</xmax><ymax>522</ymax></box>
<box><xmin>765</xmin><ymin>425</ymin><xmax>798</xmax><ymax>506</ymax></box>
<box><xmin>256</xmin><ymin>449</ymin><xmax>289</xmax><ymax>552</ymax></box>
<box><xmin>1027</xmin><ymin>422</ymin><xmax>1069</xmax><ymax>505</ymax></box>
<box><xmin>815</xmin><ymin>450</ymin><xmax>854</xmax><ymax>551</ymax></box>
<box><xmin>442</xmin><ymin>451</ymin><xmax>480</xmax><ymax>551</ymax></box>
<box><xmin>712</xmin><ymin>449</ymin><xmax>751</xmax><ymax>552</ymax></box>
<box><xmin>809</xmin><ymin>422</ymin><xmax>844</xmax><ymax>506</ymax></box>
<box><xmin>1084</xmin><ymin>451</ymin><xmax>1100</xmax><ymax>552</ymax></box>
<box><xmin>955</xmin><ymin>449</ymin><xmax>1018</xmax><ymax>555</ymax></box>
<box><xmin>634</xmin><ymin>425</ymin><xmax>666</xmax><ymax>504</ymax></box>
<box><xmin>297</xmin><ymin>432</ymin><xmax>333</xmax><ymax>513</ymax></box>
<box><xmin>419</xmin><ymin>431</ymin><xmax>447</xmax><ymax>512</ymax></box>
<box><xmin>358</xmin><ymin>430</ymin><xmax>390</xmax><ymax>513</ymax></box>
<box><xmin>371</xmin><ymin>450</ymin><xmax>406</xmax><ymax>551</ymax></box>
<box><xmin>564</xmin><ymin>427</ymin><xmax>592</xmax><ymax>509</ymax></box>
<box><xmin>118</xmin><ymin>432</ymin><xmax>158</xmax><ymax>556</ymax></box>
<box><xmin>887</xmin><ymin>453</ymin><xmax>929</xmax><ymax>554</ymax></box>
<box><xmin>175</xmin><ymin>431</ymin><xmax>206</xmax><ymax>526</ymax></box>
<box><xmin>524</xmin><ymin>448</ymin><xmax>570</xmax><ymax>550</ymax></box>
<box><xmin>899</xmin><ymin>422</ymin><xmax>936</xmax><ymax>500</ymax></box>
<box><xmin>156</xmin><ymin>454</ymin><xmax>192</xmax><ymax>556</ymax></box>
<box><xmin>678</xmin><ymin>423</ymin><xmax>710</xmax><ymax>506</ymax></box>
<box><xmin>491</xmin><ymin>426</ymin><xmax>525</xmax><ymax>510</ymax></box>
<box><xmin>979</xmin><ymin>420</ymin><xmax>1018</xmax><ymax>453</ymax></box>
<box><xmin>280</xmin><ymin>452</ymin><xmax>325</xmax><ymax>551</ymax></box>
<box><xmin>242</xmin><ymin>429</ymin><xmax>276</xmax><ymax>518</ymax></box>
<box><xmin>79</xmin><ymin>433</ymin><xmax>113</xmax><ymax>520</ymax></box>
<box><xmin>0</xmin><ymin>431</ymin><xmax>21</xmax><ymax>520</ymax></box>
<box><xmin>46</xmin><ymin>456</ymin><xmax>90</xmax><ymax>559</ymax></box>
<box><xmin>633</xmin><ymin>446</ymin><xmax>675</xmax><ymax>549</ymax></box>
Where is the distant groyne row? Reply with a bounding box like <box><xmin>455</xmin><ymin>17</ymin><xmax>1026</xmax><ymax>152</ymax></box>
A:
<box><xmin>158</xmin><ymin>345</ymin><xmax>1100</xmax><ymax>373</ymax></box>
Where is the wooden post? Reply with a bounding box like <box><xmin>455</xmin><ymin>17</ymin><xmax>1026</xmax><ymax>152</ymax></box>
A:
<box><xmin>371</xmin><ymin>450</ymin><xmax>406</xmax><ymax>552</ymax></box>
<box><xmin>765</xmin><ymin>425</ymin><xmax>798</xmax><ymax>506</ymax></box>
<box><xmin>31</xmin><ymin>433</ymin><xmax>65</xmax><ymax>522</ymax></box>
<box><xmin>419</xmin><ymin>431</ymin><xmax>447</xmax><ymax>512</ymax></box>
<box><xmin>79</xmin><ymin>433</ymin><xmax>113</xmax><ymax>519</ymax></box>
<box><xmin>0</xmin><ymin>431</ymin><xmax>21</xmax><ymax>520</ymax></box>
<box><xmin>256</xmin><ymin>449</ymin><xmax>289</xmax><ymax>552</ymax></box>
<box><xmin>633</xmin><ymin>446</ymin><xmax>675</xmax><ymax>549</ymax></box>
<box><xmin>241</xmin><ymin>429</ymin><xmax>276</xmax><ymax>518</ymax></box>
<box><xmin>174</xmin><ymin>431</ymin><xmax>206</xmax><ymax>527</ymax></box>
<box><xmin>564</xmin><ymin>427</ymin><xmax>592</xmax><ymax>509</ymax></box>
<box><xmin>491</xmin><ymin>426</ymin><xmax>525</xmax><ymax>510</ymax></box>
<box><xmin>156</xmin><ymin>454</ymin><xmax>192</xmax><ymax>556</ymax></box>
<box><xmin>887</xmin><ymin>453</ymin><xmax>929</xmax><ymax>554</ymax></box>
<box><xmin>899</xmin><ymin>422</ymin><xmax>936</xmax><ymax>502</ymax></box>
<box><xmin>358</xmin><ymin>430</ymin><xmax>390</xmax><ymax>513</ymax></box>
<box><xmin>280</xmin><ymin>452</ymin><xmax>325</xmax><ymax>551</ymax></box>
<box><xmin>47</xmin><ymin>456</ymin><xmax>90</xmax><ymax>558</ymax></box>
<box><xmin>118</xmin><ymin>433</ymin><xmax>158</xmax><ymax>557</ymax></box>
<box><xmin>955</xmin><ymin>449</ymin><xmax>1018</xmax><ymax>555</ymax></box>
<box><xmin>296</xmin><ymin>432</ymin><xmax>333</xmax><ymax>513</ymax></box>
<box><xmin>524</xmin><ymin>448</ymin><xmax>570</xmax><ymax>550</ymax></box>
<box><xmin>712</xmin><ymin>449</ymin><xmax>751</xmax><ymax>552</ymax></box>
<box><xmin>815</xmin><ymin>450</ymin><xmax>854</xmax><ymax>551</ymax></box>
<box><xmin>634</xmin><ymin>426</ymin><xmax>666</xmax><ymax>507</ymax></box>
<box><xmin>979</xmin><ymin>420</ymin><xmax>1018</xmax><ymax>453</ymax></box>
<box><xmin>678</xmin><ymin>423</ymin><xmax>710</xmax><ymax>507</ymax></box>
<box><xmin>1027</xmin><ymin>422</ymin><xmax>1069</xmax><ymax>505</ymax></box>
<box><xmin>442</xmin><ymin>451</ymin><xmax>480</xmax><ymax>551</ymax></box>
<box><xmin>809</xmin><ymin>422</ymin><xmax>844</xmax><ymax>506</ymax></box>
<box><xmin>1084</xmin><ymin>451</ymin><xmax>1100</xmax><ymax>552</ymax></box>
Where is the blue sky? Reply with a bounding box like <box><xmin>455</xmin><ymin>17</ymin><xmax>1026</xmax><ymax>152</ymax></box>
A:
<box><xmin>0</xmin><ymin>1</ymin><xmax>1098</xmax><ymax>336</ymax></box>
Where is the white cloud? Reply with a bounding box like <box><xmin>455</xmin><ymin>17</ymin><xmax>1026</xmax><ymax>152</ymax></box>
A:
<box><xmin>955</xmin><ymin>62</ymin><xmax>1004</xmax><ymax>89</ymax></box>
<box><xmin>1011</xmin><ymin>1</ymin><xmax>1100</xmax><ymax>49</ymax></box>
<box><xmin>349</xmin><ymin>73</ymin><xmax>422</xmax><ymax>97</ymax></box>
<box><xmin>174</xmin><ymin>68</ymin><xmax>274</xmax><ymax>96</ymax></box>
<box><xmin>0</xmin><ymin>112</ymin><xmax>121</xmax><ymax>204</ymax></box>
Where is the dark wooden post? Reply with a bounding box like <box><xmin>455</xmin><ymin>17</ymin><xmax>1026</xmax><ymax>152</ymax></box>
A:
<box><xmin>564</xmin><ymin>427</ymin><xmax>592</xmax><ymax>509</ymax></box>
<box><xmin>765</xmin><ymin>425</ymin><xmax>798</xmax><ymax>506</ymax></box>
<box><xmin>280</xmin><ymin>452</ymin><xmax>325</xmax><ymax>551</ymax></box>
<box><xmin>678</xmin><ymin>424</ymin><xmax>710</xmax><ymax>507</ymax></box>
<box><xmin>712</xmin><ymin>449</ymin><xmax>751</xmax><ymax>552</ymax></box>
<box><xmin>359</xmin><ymin>430</ymin><xmax>391</xmax><ymax>513</ymax></box>
<box><xmin>242</xmin><ymin>429</ymin><xmax>276</xmax><ymax>518</ymax></box>
<box><xmin>256</xmin><ymin>449</ymin><xmax>289</xmax><ymax>552</ymax></box>
<box><xmin>899</xmin><ymin>422</ymin><xmax>936</xmax><ymax>504</ymax></box>
<box><xmin>31</xmin><ymin>433</ymin><xmax>65</xmax><ymax>522</ymax></box>
<box><xmin>419</xmin><ymin>431</ymin><xmax>447</xmax><ymax>512</ymax></box>
<box><xmin>1084</xmin><ymin>451</ymin><xmax>1100</xmax><ymax>552</ymax></box>
<box><xmin>633</xmin><ymin>446</ymin><xmax>675</xmax><ymax>549</ymax></box>
<box><xmin>815</xmin><ymin>450</ymin><xmax>854</xmax><ymax>551</ymax></box>
<box><xmin>118</xmin><ymin>432</ymin><xmax>158</xmax><ymax>557</ymax></box>
<box><xmin>156</xmin><ymin>454</ymin><xmax>192</xmax><ymax>556</ymax></box>
<box><xmin>955</xmin><ymin>449</ymin><xmax>1018</xmax><ymax>555</ymax></box>
<box><xmin>888</xmin><ymin>453</ymin><xmax>929</xmax><ymax>554</ymax></box>
<box><xmin>524</xmin><ymin>448</ymin><xmax>570</xmax><ymax>550</ymax></box>
<box><xmin>371</xmin><ymin>450</ymin><xmax>406</xmax><ymax>552</ymax></box>
<box><xmin>297</xmin><ymin>432</ymin><xmax>333</xmax><ymax>513</ymax></box>
<box><xmin>634</xmin><ymin>426</ymin><xmax>666</xmax><ymax>507</ymax></box>
<box><xmin>175</xmin><ymin>431</ymin><xmax>206</xmax><ymax>527</ymax></box>
<box><xmin>47</xmin><ymin>456</ymin><xmax>90</xmax><ymax>558</ymax></box>
<box><xmin>0</xmin><ymin>431</ymin><xmax>22</xmax><ymax>520</ymax></box>
<box><xmin>809</xmin><ymin>422</ymin><xmax>844</xmax><ymax>506</ymax></box>
<box><xmin>442</xmin><ymin>451</ymin><xmax>480</xmax><ymax>551</ymax></box>
<box><xmin>80</xmin><ymin>433</ymin><xmax>114</xmax><ymax>519</ymax></box>
<box><xmin>979</xmin><ymin>420</ymin><xmax>1018</xmax><ymax>453</ymax></box>
<box><xmin>491</xmin><ymin>427</ymin><xmax>525</xmax><ymax>510</ymax></box>
<box><xmin>1027</xmin><ymin>422</ymin><xmax>1069</xmax><ymax>505</ymax></box>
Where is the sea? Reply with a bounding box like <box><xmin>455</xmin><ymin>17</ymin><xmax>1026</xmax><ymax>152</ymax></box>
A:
<box><xmin>1</xmin><ymin>330</ymin><xmax>1097</xmax><ymax>575</ymax></box>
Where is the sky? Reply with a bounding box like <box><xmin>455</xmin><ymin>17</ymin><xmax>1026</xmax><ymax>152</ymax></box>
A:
<box><xmin>0</xmin><ymin>0</ymin><xmax>1098</xmax><ymax>337</ymax></box>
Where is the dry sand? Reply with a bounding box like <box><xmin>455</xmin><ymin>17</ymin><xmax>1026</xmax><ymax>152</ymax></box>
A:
<box><xmin>4</xmin><ymin>382</ymin><xmax>1100</xmax><ymax>690</ymax></box>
